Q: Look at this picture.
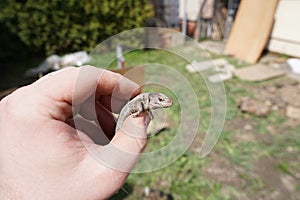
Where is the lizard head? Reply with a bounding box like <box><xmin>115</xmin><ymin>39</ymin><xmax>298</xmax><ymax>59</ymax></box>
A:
<box><xmin>148</xmin><ymin>93</ymin><xmax>173</xmax><ymax>109</ymax></box>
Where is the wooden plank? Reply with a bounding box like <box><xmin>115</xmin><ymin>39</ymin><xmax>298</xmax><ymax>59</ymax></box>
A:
<box><xmin>269</xmin><ymin>0</ymin><xmax>300</xmax><ymax>42</ymax></box>
<box><xmin>224</xmin><ymin>0</ymin><xmax>279</xmax><ymax>63</ymax></box>
<box><xmin>113</xmin><ymin>66</ymin><xmax>145</xmax><ymax>86</ymax></box>
<box><xmin>268</xmin><ymin>0</ymin><xmax>300</xmax><ymax>57</ymax></box>
<box><xmin>268</xmin><ymin>39</ymin><xmax>300</xmax><ymax>58</ymax></box>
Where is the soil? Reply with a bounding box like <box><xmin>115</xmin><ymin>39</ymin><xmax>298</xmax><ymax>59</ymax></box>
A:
<box><xmin>200</xmin><ymin>76</ymin><xmax>300</xmax><ymax>200</ymax></box>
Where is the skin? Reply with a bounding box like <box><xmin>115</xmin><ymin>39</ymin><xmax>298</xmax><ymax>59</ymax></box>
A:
<box><xmin>0</xmin><ymin>65</ymin><xmax>149</xmax><ymax>200</ymax></box>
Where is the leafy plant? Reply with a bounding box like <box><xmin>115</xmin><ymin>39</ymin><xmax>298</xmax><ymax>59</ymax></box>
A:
<box><xmin>0</xmin><ymin>0</ymin><xmax>153</xmax><ymax>55</ymax></box>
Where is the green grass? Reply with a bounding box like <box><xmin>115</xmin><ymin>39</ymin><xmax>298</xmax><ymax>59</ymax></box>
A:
<box><xmin>278</xmin><ymin>162</ymin><xmax>293</xmax><ymax>176</ymax></box>
<box><xmin>88</xmin><ymin>49</ymin><xmax>300</xmax><ymax>199</ymax></box>
<box><xmin>3</xmin><ymin>47</ymin><xmax>299</xmax><ymax>199</ymax></box>
<box><xmin>117</xmin><ymin>153</ymin><xmax>229</xmax><ymax>200</ymax></box>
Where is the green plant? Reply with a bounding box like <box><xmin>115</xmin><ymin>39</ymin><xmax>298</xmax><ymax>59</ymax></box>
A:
<box><xmin>0</xmin><ymin>0</ymin><xmax>153</xmax><ymax>55</ymax></box>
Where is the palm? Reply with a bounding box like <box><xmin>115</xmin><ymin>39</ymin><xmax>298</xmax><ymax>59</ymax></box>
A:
<box><xmin>0</xmin><ymin>66</ymin><xmax>146</xmax><ymax>200</ymax></box>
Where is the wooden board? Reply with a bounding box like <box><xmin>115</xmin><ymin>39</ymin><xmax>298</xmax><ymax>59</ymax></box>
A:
<box><xmin>268</xmin><ymin>39</ymin><xmax>300</xmax><ymax>58</ymax></box>
<box><xmin>268</xmin><ymin>0</ymin><xmax>300</xmax><ymax>58</ymax></box>
<box><xmin>224</xmin><ymin>0</ymin><xmax>279</xmax><ymax>63</ymax></box>
<box><xmin>113</xmin><ymin>66</ymin><xmax>145</xmax><ymax>86</ymax></box>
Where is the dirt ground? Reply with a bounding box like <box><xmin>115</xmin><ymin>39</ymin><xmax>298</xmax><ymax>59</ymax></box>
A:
<box><xmin>201</xmin><ymin>76</ymin><xmax>300</xmax><ymax>200</ymax></box>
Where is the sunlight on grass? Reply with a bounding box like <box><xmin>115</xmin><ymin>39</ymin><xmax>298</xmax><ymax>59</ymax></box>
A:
<box><xmin>85</xmin><ymin>49</ymin><xmax>300</xmax><ymax>199</ymax></box>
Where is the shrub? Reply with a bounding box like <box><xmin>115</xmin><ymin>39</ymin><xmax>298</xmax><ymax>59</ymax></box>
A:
<box><xmin>0</xmin><ymin>0</ymin><xmax>153</xmax><ymax>55</ymax></box>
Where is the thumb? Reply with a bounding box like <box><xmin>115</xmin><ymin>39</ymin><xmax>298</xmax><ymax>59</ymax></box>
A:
<box><xmin>86</xmin><ymin>113</ymin><xmax>150</xmax><ymax>173</ymax></box>
<box><xmin>112</xmin><ymin>112</ymin><xmax>150</xmax><ymax>153</ymax></box>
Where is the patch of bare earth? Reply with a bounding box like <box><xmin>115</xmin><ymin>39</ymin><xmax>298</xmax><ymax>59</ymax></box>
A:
<box><xmin>202</xmin><ymin>152</ymin><xmax>251</xmax><ymax>199</ymax></box>
<box><xmin>253</xmin><ymin>157</ymin><xmax>300</xmax><ymax>200</ymax></box>
<box><xmin>200</xmin><ymin>76</ymin><xmax>300</xmax><ymax>199</ymax></box>
<box><xmin>224</xmin><ymin>117</ymin><xmax>272</xmax><ymax>144</ymax></box>
<box><xmin>247</xmin><ymin>77</ymin><xmax>300</xmax><ymax>126</ymax></box>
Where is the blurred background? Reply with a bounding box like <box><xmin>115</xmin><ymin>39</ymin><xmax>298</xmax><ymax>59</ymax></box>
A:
<box><xmin>1</xmin><ymin>0</ymin><xmax>300</xmax><ymax>199</ymax></box>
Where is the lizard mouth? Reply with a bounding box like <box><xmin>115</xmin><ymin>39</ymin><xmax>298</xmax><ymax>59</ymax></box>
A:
<box><xmin>151</xmin><ymin>93</ymin><xmax>173</xmax><ymax>108</ymax></box>
<box><xmin>163</xmin><ymin>98</ymin><xmax>173</xmax><ymax>107</ymax></box>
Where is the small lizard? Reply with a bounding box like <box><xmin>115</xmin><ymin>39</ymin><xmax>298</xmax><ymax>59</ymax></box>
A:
<box><xmin>116</xmin><ymin>93</ymin><xmax>172</xmax><ymax>194</ymax></box>
<box><xmin>115</xmin><ymin>92</ymin><xmax>173</xmax><ymax>132</ymax></box>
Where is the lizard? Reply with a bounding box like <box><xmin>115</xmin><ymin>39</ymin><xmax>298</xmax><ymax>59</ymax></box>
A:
<box><xmin>116</xmin><ymin>93</ymin><xmax>172</xmax><ymax>194</ymax></box>
<box><xmin>115</xmin><ymin>92</ymin><xmax>173</xmax><ymax>132</ymax></box>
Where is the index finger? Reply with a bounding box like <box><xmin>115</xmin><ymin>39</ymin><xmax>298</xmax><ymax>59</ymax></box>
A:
<box><xmin>34</xmin><ymin>65</ymin><xmax>140</xmax><ymax>106</ymax></box>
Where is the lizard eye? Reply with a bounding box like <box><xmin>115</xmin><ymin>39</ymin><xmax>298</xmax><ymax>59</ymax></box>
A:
<box><xmin>158</xmin><ymin>97</ymin><xmax>164</xmax><ymax>101</ymax></box>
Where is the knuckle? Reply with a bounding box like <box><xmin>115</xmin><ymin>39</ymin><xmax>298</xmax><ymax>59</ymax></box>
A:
<box><xmin>0</xmin><ymin>86</ymin><xmax>32</xmax><ymax>118</ymax></box>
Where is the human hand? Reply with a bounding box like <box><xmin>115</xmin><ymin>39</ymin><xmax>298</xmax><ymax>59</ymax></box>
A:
<box><xmin>0</xmin><ymin>65</ymin><xmax>149</xmax><ymax>200</ymax></box>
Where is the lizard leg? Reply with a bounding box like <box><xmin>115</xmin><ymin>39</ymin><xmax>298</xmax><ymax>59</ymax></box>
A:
<box><xmin>131</xmin><ymin>102</ymin><xmax>144</xmax><ymax>118</ymax></box>
<box><xmin>147</xmin><ymin>109</ymin><xmax>154</xmax><ymax>120</ymax></box>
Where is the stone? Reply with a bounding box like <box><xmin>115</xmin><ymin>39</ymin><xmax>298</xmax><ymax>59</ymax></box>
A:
<box><xmin>199</xmin><ymin>40</ymin><xmax>225</xmax><ymax>55</ymax></box>
<box><xmin>286</xmin><ymin>105</ymin><xmax>300</xmax><ymax>119</ymax></box>
<box><xmin>25</xmin><ymin>51</ymin><xmax>91</xmax><ymax>77</ymax></box>
<box><xmin>186</xmin><ymin>58</ymin><xmax>228</xmax><ymax>73</ymax></box>
<box><xmin>237</xmin><ymin>97</ymin><xmax>270</xmax><ymax>117</ymax></box>
<box><xmin>259</xmin><ymin>52</ymin><xmax>286</xmax><ymax>64</ymax></box>
<box><xmin>287</xmin><ymin>58</ymin><xmax>300</xmax><ymax>74</ymax></box>
<box><xmin>272</xmin><ymin>105</ymin><xmax>279</xmax><ymax>111</ymax></box>
<box><xmin>267</xmin><ymin>86</ymin><xmax>277</xmax><ymax>93</ymax></box>
<box><xmin>25</xmin><ymin>55</ymin><xmax>60</xmax><ymax>77</ymax></box>
<box><xmin>60</xmin><ymin>51</ymin><xmax>91</xmax><ymax>66</ymax></box>
<box><xmin>280</xmin><ymin>85</ymin><xmax>300</xmax><ymax>107</ymax></box>
<box><xmin>243</xmin><ymin>124</ymin><xmax>253</xmax><ymax>131</ymax></box>
<box><xmin>287</xmin><ymin>146</ymin><xmax>294</xmax><ymax>153</ymax></box>
<box><xmin>264</xmin><ymin>100</ymin><xmax>273</xmax><ymax>107</ymax></box>
<box><xmin>280</xmin><ymin>175</ymin><xmax>295</xmax><ymax>192</ymax></box>
<box><xmin>234</xmin><ymin>64</ymin><xmax>285</xmax><ymax>82</ymax></box>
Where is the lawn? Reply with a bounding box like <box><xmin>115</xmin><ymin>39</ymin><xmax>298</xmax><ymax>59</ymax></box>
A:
<box><xmin>1</xmin><ymin>47</ymin><xmax>299</xmax><ymax>200</ymax></box>
<box><xmin>91</xmin><ymin>49</ymin><xmax>299</xmax><ymax>200</ymax></box>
